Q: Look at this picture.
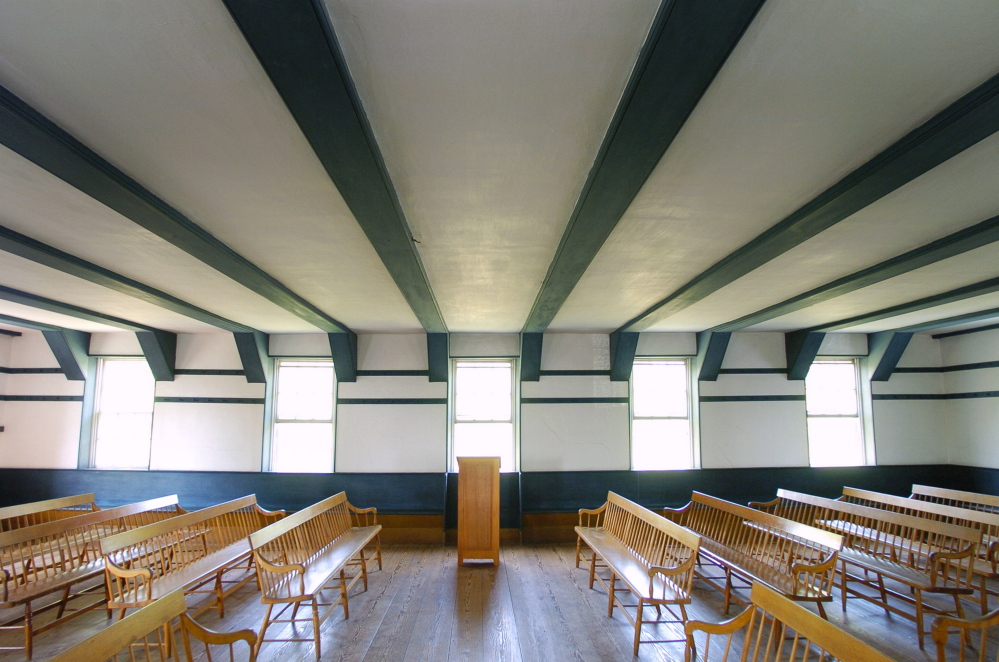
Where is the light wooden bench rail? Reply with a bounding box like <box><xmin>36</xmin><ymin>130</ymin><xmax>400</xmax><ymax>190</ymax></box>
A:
<box><xmin>574</xmin><ymin>491</ymin><xmax>700</xmax><ymax>656</ymax></box>
<box><xmin>99</xmin><ymin>494</ymin><xmax>285</xmax><ymax>621</ymax></box>
<box><xmin>248</xmin><ymin>491</ymin><xmax>382</xmax><ymax>660</ymax></box>
<box><xmin>0</xmin><ymin>494</ymin><xmax>99</xmax><ymax>532</ymax></box>
<box><xmin>684</xmin><ymin>582</ymin><xmax>895</xmax><ymax>662</ymax></box>
<box><xmin>932</xmin><ymin>607</ymin><xmax>999</xmax><ymax>662</ymax></box>
<box><xmin>663</xmin><ymin>491</ymin><xmax>843</xmax><ymax>616</ymax></box>
<box><xmin>753</xmin><ymin>488</ymin><xmax>982</xmax><ymax>649</ymax></box>
<box><xmin>842</xmin><ymin>486</ymin><xmax>999</xmax><ymax>611</ymax></box>
<box><xmin>914</xmin><ymin>484</ymin><xmax>999</xmax><ymax>516</ymax></box>
<box><xmin>0</xmin><ymin>494</ymin><xmax>184</xmax><ymax>659</ymax></box>
<box><xmin>47</xmin><ymin>588</ymin><xmax>259</xmax><ymax>662</ymax></box>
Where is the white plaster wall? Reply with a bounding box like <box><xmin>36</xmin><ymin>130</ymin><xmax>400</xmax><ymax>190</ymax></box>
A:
<box><xmin>335</xmin><ymin>404</ymin><xmax>446</xmax><ymax>472</ymax></box>
<box><xmin>872</xmin><ymin>400</ymin><xmax>949</xmax><ymax>465</ymax></box>
<box><xmin>720</xmin><ymin>332</ymin><xmax>787</xmax><ymax>369</ymax></box>
<box><xmin>338</xmin><ymin>376</ymin><xmax>445</xmax><ymax>399</ymax></box>
<box><xmin>8</xmin><ymin>330</ymin><xmax>60</xmax><ymax>368</ymax></box>
<box><xmin>521</xmin><ymin>403</ymin><xmax>630</xmax><ymax>471</ymax></box>
<box><xmin>818</xmin><ymin>333</ymin><xmax>867</xmax><ymax>357</ymax></box>
<box><xmin>0</xmin><ymin>333</ymin><xmax>10</xmax><ymax>431</ymax></box>
<box><xmin>539</xmin><ymin>333</ymin><xmax>609</xmax><ymax>369</ymax></box>
<box><xmin>699</xmin><ymin>401</ymin><xmax>809</xmax><ymax>468</ymax></box>
<box><xmin>89</xmin><ymin>332</ymin><xmax>143</xmax><ymax>356</ymax></box>
<box><xmin>940</xmin><ymin>328</ymin><xmax>999</xmax><ymax>468</ymax></box>
<box><xmin>636</xmin><ymin>332</ymin><xmax>696</xmax><ymax>357</ymax></box>
<box><xmin>150</xmin><ymin>403</ymin><xmax>263</xmax><ymax>471</ymax></box>
<box><xmin>176</xmin><ymin>333</ymin><xmax>243</xmax><ymax>369</ymax></box>
<box><xmin>357</xmin><ymin>333</ymin><xmax>428</xmax><ymax>370</ymax></box>
<box><xmin>521</xmin><ymin>375</ymin><xmax>626</xmax><ymax>399</ymax></box>
<box><xmin>450</xmin><ymin>333</ymin><xmax>520</xmax><ymax>358</ymax></box>
<box><xmin>269</xmin><ymin>334</ymin><xmax>331</xmax><ymax>357</ymax></box>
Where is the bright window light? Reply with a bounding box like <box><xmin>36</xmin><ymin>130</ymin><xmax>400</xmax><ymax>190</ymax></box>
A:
<box><xmin>92</xmin><ymin>358</ymin><xmax>155</xmax><ymax>469</ymax></box>
<box><xmin>272</xmin><ymin>361</ymin><xmax>335</xmax><ymax>473</ymax></box>
<box><xmin>805</xmin><ymin>360</ymin><xmax>865</xmax><ymax>467</ymax></box>
<box><xmin>451</xmin><ymin>361</ymin><xmax>515</xmax><ymax>472</ymax></box>
<box><xmin>631</xmin><ymin>360</ymin><xmax>693</xmax><ymax>470</ymax></box>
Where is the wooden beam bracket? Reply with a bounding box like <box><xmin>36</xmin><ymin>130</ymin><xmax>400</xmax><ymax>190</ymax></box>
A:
<box><xmin>785</xmin><ymin>331</ymin><xmax>825</xmax><ymax>381</ymax></box>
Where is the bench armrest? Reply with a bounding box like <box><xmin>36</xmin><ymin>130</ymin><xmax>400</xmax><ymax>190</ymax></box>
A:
<box><xmin>1</xmin><ymin>567</ymin><xmax>9</xmax><ymax>602</ymax></box>
<box><xmin>684</xmin><ymin>604</ymin><xmax>756</xmax><ymax>657</ymax></box>
<box><xmin>577</xmin><ymin>503</ymin><xmax>607</xmax><ymax>528</ymax></box>
<box><xmin>180</xmin><ymin>612</ymin><xmax>257</xmax><ymax>651</ymax></box>
<box><xmin>987</xmin><ymin>541</ymin><xmax>999</xmax><ymax>570</ymax></box>
<box><xmin>347</xmin><ymin>503</ymin><xmax>378</xmax><ymax>527</ymax></box>
<box><xmin>661</xmin><ymin>502</ymin><xmax>691</xmax><ymax>525</ymax></box>
<box><xmin>255</xmin><ymin>552</ymin><xmax>306</xmax><ymax>597</ymax></box>
<box><xmin>747</xmin><ymin>497</ymin><xmax>780</xmax><ymax>512</ymax></box>
<box><xmin>931</xmin><ymin>607</ymin><xmax>999</xmax><ymax>652</ymax></box>
<box><xmin>254</xmin><ymin>504</ymin><xmax>287</xmax><ymax>521</ymax></box>
<box><xmin>791</xmin><ymin>551</ymin><xmax>839</xmax><ymax>594</ymax></box>
<box><xmin>927</xmin><ymin>544</ymin><xmax>977</xmax><ymax>588</ymax></box>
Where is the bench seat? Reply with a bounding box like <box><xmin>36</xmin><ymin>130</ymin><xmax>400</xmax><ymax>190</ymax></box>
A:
<box><xmin>697</xmin><ymin>537</ymin><xmax>831</xmax><ymax>603</ymax></box>
<box><xmin>262</xmin><ymin>527</ymin><xmax>379</xmax><ymax>603</ymax></box>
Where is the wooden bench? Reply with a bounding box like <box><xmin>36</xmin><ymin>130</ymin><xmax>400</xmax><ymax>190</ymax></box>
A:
<box><xmin>842</xmin><ymin>485</ymin><xmax>999</xmax><ymax>611</ymax></box>
<box><xmin>47</xmin><ymin>588</ymin><xmax>259</xmax><ymax>662</ymax></box>
<box><xmin>663</xmin><ymin>491</ymin><xmax>842</xmax><ymax>617</ymax></box>
<box><xmin>99</xmin><ymin>495</ymin><xmax>285</xmax><ymax>621</ymax></box>
<box><xmin>684</xmin><ymin>582</ymin><xmax>894</xmax><ymax>662</ymax></box>
<box><xmin>574</xmin><ymin>491</ymin><xmax>700</xmax><ymax>655</ymax></box>
<box><xmin>753</xmin><ymin>488</ymin><xmax>981</xmax><ymax>648</ymax></box>
<box><xmin>0</xmin><ymin>494</ymin><xmax>99</xmax><ymax>532</ymax></box>
<box><xmin>913</xmin><ymin>484</ymin><xmax>999</xmax><ymax>516</ymax></box>
<box><xmin>0</xmin><ymin>494</ymin><xmax>184</xmax><ymax>659</ymax></box>
<box><xmin>248</xmin><ymin>492</ymin><xmax>381</xmax><ymax>660</ymax></box>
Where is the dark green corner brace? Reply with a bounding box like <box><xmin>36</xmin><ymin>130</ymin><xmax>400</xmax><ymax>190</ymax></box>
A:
<box><xmin>234</xmin><ymin>332</ymin><xmax>271</xmax><ymax>384</ymax></box>
<box><xmin>135</xmin><ymin>330</ymin><xmax>177</xmax><ymax>382</ymax></box>
<box><xmin>427</xmin><ymin>333</ymin><xmax>449</xmax><ymax>383</ymax></box>
<box><xmin>609</xmin><ymin>331</ymin><xmax>639</xmax><ymax>382</ymax></box>
<box><xmin>328</xmin><ymin>332</ymin><xmax>358</xmax><ymax>383</ymax></box>
<box><xmin>696</xmin><ymin>331</ymin><xmax>731</xmax><ymax>382</ymax></box>
<box><xmin>520</xmin><ymin>333</ymin><xmax>543</xmax><ymax>382</ymax></box>
<box><xmin>785</xmin><ymin>331</ymin><xmax>825</xmax><ymax>381</ymax></box>
<box><xmin>865</xmin><ymin>331</ymin><xmax>913</xmax><ymax>382</ymax></box>
<box><xmin>41</xmin><ymin>329</ymin><xmax>92</xmax><ymax>382</ymax></box>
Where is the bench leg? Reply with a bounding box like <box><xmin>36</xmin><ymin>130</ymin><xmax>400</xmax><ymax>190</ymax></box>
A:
<box><xmin>722</xmin><ymin>568</ymin><xmax>733</xmax><ymax>615</ymax></box>
<box><xmin>55</xmin><ymin>586</ymin><xmax>71</xmax><ymax>619</ymax></box>
<box><xmin>255</xmin><ymin>603</ymin><xmax>273</xmax><ymax>658</ymax></box>
<box><xmin>607</xmin><ymin>573</ymin><xmax>616</xmax><ymax>617</ymax></box>
<box><xmin>215</xmin><ymin>570</ymin><xmax>225</xmax><ymax>618</ymax></box>
<box><xmin>633</xmin><ymin>600</ymin><xmax>643</xmax><ymax>656</ymax></box>
<box><xmin>23</xmin><ymin>603</ymin><xmax>32</xmax><ymax>661</ymax></box>
<box><xmin>840</xmin><ymin>560</ymin><xmax>848</xmax><ymax>612</ymax></box>
<box><xmin>588</xmin><ymin>552</ymin><xmax>597</xmax><ymax>590</ymax></box>
<box><xmin>359</xmin><ymin>549</ymin><xmax>369</xmax><ymax>591</ymax></box>
<box><xmin>575</xmin><ymin>536</ymin><xmax>582</xmax><ymax>568</ymax></box>
<box><xmin>374</xmin><ymin>534</ymin><xmax>383</xmax><ymax>571</ymax></box>
<box><xmin>312</xmin><ymin>599</ymin><xmax>321</xmax><ymax>661</ymax></box>
<box><xmin>876</xmin><ymin>575</ymin><xmax>890</xmax><ymax>617</ymax></box>
<box><xmin>817</xmin><ymin>601</ymin><xmax>827</xmax><ymax>620</ymax></box>
<box><xmin>340</xmin><ymin>569</ymin><xmax>349</xmax><ymax>619</ymax></box>
<box><xmin>915</xmin><ymin>588</ymin><xmax>925</xmax><ymax>650</ymax></box>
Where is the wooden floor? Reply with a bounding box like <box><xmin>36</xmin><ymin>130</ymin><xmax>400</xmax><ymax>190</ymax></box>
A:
<box><xmin>3</xmin><ymin>543</ymin><xmax>996</xmax><ymax>661</ymax></box>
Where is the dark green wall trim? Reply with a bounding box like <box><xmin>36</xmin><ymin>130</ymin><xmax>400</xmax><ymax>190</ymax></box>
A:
<box><xmin>522</xmin><ymin>397</ymin><xmax>629</xmax><ymax>404</ymax></box>
<box><xmin>717</xmin><ymin>368</ymin><xmax>787</xmax><ymax>375</ymax></box>
<box><xmin>700</xmin><ymin>395</ymin><xmax>805</xmax><ymax>402</ymax></box>
<box><xmin>0</xmin><ymin>367</ymin><xmax>63</xmax><ymax>374</ymax></box>
<box><xmin>895</xmin><ymin>360</ymin><xmax>999</xmax><ymax>374</ymax></box>
<box><xmin>523</xmin><ymin>0</ymin><xmax>766</xmax><ymax>333</ymax></box>
<box><xmin>328</xmin><ymin>332</ymin><xmax>358</xmax><ymax>383</ymax></box>
<box><xmin>0</xmin><ymin>285</ymin><xmax>154</xmax><ymax>333</ymax></box>
<box><xmin>356</xmin><ymin>370</ymin><xmax>431</xmax><ymax>377</ymax></box>
<box><xmin>0</xmin><ymin>224</ymin><xmax>254</xmax><ymax>333</ymax></box>
<box><xmin>427</xmin><ymin>334</ymin><xmax>449</xmax><ymax>383</ymax></box>
<box><xmin>696</xmin><ymin>331</ymin><xmax>730</xmax><ymax>382</ymax></box>
<box><xmin>234</xmin><ymin>332</ymin><xmax>270</xmax><ymax>384</ymax></box>
<box><xmin>174</xmin><ymin>369</ymin><xmax>247</xmax><ymax>376</ymax></box>
<box><xmin>785</xmin><ymin>331</ymin><xmax>824</xmax><ymax>380</ymax></box>
<box><xmin>221</xmin><ymin>0</ymin><xmax>445</xmax><ymax>334</ymax></box>
<box><xmin>866</xmin><ymin>331</ymin><xmax>912</xmax><ymax>382</ymax></box>
<box><xmin>932</xmin><ymin>322</ymin><xmax>999</xmax><ymax>340</ymax></box>
<box><xmin>899</xmin><ymin>306</ymin><xmax>999</xmax><ymax>335</ymax></box>
<box><xmin>0</xmin><ymin>329</ymin><xmax>21</xmax><ymax>337</ymax></box>
<box><xmin>136</xmin><ymin>330</ymin><xmax>177</xmax><ymax>382</ymax></box>
<box><xmin>712</xmin><ymin>213</ymin><xmax>999</xmax><ymax>331</ymax></box>
<box><xmin>622</xmin><ymin>71</ymin><xmax>999</xmax><ymax>333</ymax></box>
<box><xmin>336</xmin><ymin>398</ymin><xmax>447</xmax><ymax>405</ymax></box>
<box><xmin>873</xmin><ymin>391</ymin><xmax>999</xmax><ymax>400</ymax></box>
<box><xmin>42</xmin><ymin>329</ymin><xmax>92</xmax><ymax>382</ymax></box>
<box><xmin>0</xmin><ymin>85</ymin><xmax>349</xmax><ymax>335</ymax></box>
<box><xmin>0</xmin><ymin>395</ymin><xmax>84</xmax><ymax>402</ymax></box>
<box><xmin>154</xmin><ymin>397</ymin><xmax>265</xmax><ymax>405</ymax></box>
<box><xmin>610</xmin><ymin>331</ymin><xmax>639</xmax><ymax>382</ymax></box>
<box><xmin>520</xmin><ymin>333</ymin><xmax>543</xmax><ymax>382</ymax></box>
<box><xmin>811</xmin><ymin>278</ymin><xmax>999</xmax><ymax>333</ymax></box>
<box><xmin>539</xmin><ymin>370</ymin><xmax>612</xmax><ymax>377</ymax></box>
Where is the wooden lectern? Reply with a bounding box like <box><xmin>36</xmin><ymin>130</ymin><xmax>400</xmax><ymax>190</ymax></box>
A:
<box><xmin>457</xmin><ymin>456</ymin><xmax>500</xmax><ymax>565</ymax></box>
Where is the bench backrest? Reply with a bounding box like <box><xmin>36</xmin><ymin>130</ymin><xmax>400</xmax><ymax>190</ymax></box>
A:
<box><xmin>47</xmin><ymin>589</ymin><xmax>185</xmax><ymax>662</ymax></box>
<box><xmin>603</xmin><ymin>491</ymin><xmax>699</xmax><ymax>569</ymax></box>
<box><xmin>685</xmin><ymin>582</ymin><xmax>894</xmax><ymax>661</ymax></box>
<box><xmin>0</xmin><ymin>494</ymin><xmax>99</xmax><ymax>532</ymax></box>
<box><xmin>911</xmin><ymin>484</ymin><xmax>999</xmax><ymax>515</ymax></box>
<box><xmin>249</xmin><ymin>492</ymin><xmax>354</xmax><ymax>567</ymax></box>
<box><xmin>843</xmin><ymin>486</ymin><xmax>999</xmax><ymax>556</ymax></box>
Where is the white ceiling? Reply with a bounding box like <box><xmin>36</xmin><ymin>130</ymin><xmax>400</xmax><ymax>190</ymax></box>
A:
<box><xmin>0</xmin><ymin>0</ymin><xmax>998</xmax><ymax>339</ymax></box>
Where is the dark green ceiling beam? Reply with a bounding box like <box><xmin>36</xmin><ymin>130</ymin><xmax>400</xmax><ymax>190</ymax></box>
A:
<box><xmin>0</xmin><ymin>313</ymin><xmax>65</xmax><ymax>333</ymax></box>
<box><xmin>903</xmin><ymin>307</ymin><xmax>999</xmax><ymax>335</ymax></box>
<box><xmin>712</xmin><ymin>213</ymin><xmax>999</xmax><ymax>332</ymax></box>
<box><xmin>523</xmin><ymin>0</ymin><xmax>766</xmax><ymax>334</ymax></box>
<box><xmin>221</xmin><ymin>0</ymin><xmax>445</xmax><ymax>334</ymax></box>
<box><xmin>621</xmin><ymin>71</ymin><xmax>999</xmax><ymax>333</ymax></box>
<box><xmin>0</xmin><ymin>285</ymin><xmax>156</xmax><ymax>333</ymax></box>
<box><xmin>0</xmin><ymin>224</ymin><xmax>255</xmax><ymax>333</ymax></box>
<box><xmin>0</xmin><ymin>85</ymin><xmax>350</xmax><ymax>335</ymax></box>
<box><xmin>931</xmin><ymin>321</ymin><xmax>999</xmax><ymax>340</ymax></box>
<box><xmin>807</xmin><ymin>276</ymin><xmax>999</xmax><ymax>333</ymax></box>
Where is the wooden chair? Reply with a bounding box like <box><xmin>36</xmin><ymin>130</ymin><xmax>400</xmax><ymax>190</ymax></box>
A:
<box><xmin>684</xmin><ymin>582</ymin><xmax>894</xmax><ymax>661</ymax></box>
<box><xmin>933</xmin><ymin>608</ymin><xmax>999</xmax><ymax>662</ymax></box>
<box><xmin>0</xmin><ymin>494</ymin><xmax>99</xmax><ymax>532</ymax></box>
<box><xmin>575</xmin><ymin>491</ymin><xmax>700</xmax><ymax>655</ymax></box>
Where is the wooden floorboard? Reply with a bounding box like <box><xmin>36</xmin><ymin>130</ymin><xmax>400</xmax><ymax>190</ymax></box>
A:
<box><xmin>2</xmin><ymin>543</ymin><xmax>995</xmax><ymax>661</ymax></box>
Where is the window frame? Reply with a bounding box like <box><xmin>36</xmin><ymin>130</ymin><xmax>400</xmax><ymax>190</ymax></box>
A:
<box><xmin>448</xmin><ymin>358</ymin><xmax>519</xmax><ymax>473</ymax></box>
<box><xmin>805</xmin><ymin>358</ymin><xmax>872</xmax><ymax>467</ymax></box>
<box><xmin>629</xmin><ymin>357</ymin><xmax>697</xmax><ymax>471</ymax></box>
<box><xmin>90</xmin><ymin>357</ymin><xmax>156</xmax><ymax>470</ymax></box>
<box><xmin>268</xmin><ymin>358</ymin><xmax>337</xmax><ymax>473</ymax></box>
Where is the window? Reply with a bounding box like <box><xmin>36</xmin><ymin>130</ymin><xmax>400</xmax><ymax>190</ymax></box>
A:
<box><xmin>450</xmin><ymin>360</ymin><xmax>516</xmax><ymax>472</ymax></box>
<box><xmin>631</xmin><ymin>359</ymin><xmax>693</xmax><ymax>470</ymax></box>
<box><xmin>805</xmin><ymin>360</ymin><xmax>865</xmax><ymax>467</ymax></box>
<box><xmin>92</xmin><ymin>358</ymin><xmax>155</xmax><ymax>469</ymax></box>
<box><xmin>272</xmin><ymin>360</ymin><xmax>336</xmax><ymax>473</ymax></box>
